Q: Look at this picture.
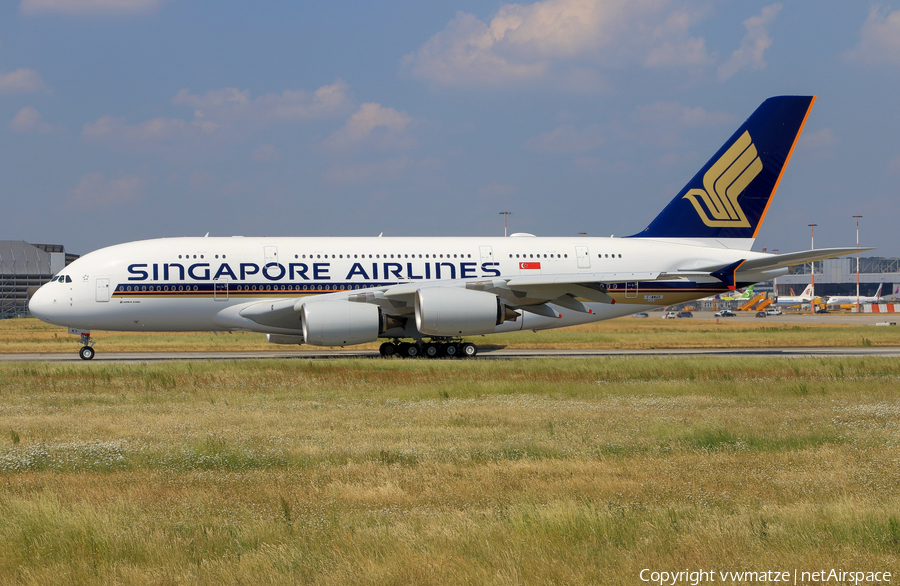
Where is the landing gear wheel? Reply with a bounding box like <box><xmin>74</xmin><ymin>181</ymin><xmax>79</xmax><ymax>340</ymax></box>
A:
<box><xmin>379</xmin><ymin>342</ymin><xmax>396</xmax><ymax>358</ymax></box>
<box><xmin>79</xmin><ymin>346</ymin><xmax>95</xmax><ymax>361</ymax></box>
<box><xmin>403</xmin><ymin>343</ymin><xmax>420</xmax><ymax>358</ymax></box>
<box><xmin>424</xmin><ymin>343</ymin><xmax>441</xmax><ymax>358</ymax></box>
<box><xmin>460</xmin><ymin>343</ymin><xmax>477</xmax><ymax>358</ymax></box>
<box><xmin>444</xmin><ymin>344</ymin><xmax>459</xmax><ymax>358</ymax></box>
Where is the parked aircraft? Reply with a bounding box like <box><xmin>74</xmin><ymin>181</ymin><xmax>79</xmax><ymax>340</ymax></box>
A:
<box><xmin>826</xmin><ymin>283</ymin><xmax>884</xmax><ymax>307</ymax></box>
<box><xmin>29</xmin><ymin>96</ymin><xmax>870</xmax><ymax>359</ymax></box>
<box><xmin>719</xmin><ymin>285</ymin><xmax>755</xmax><ymax>301</ymax></box>
<box><xmin>772</xmin><ymin>283</ymin><xmax>815</xmax><ymax>306</ymax></box>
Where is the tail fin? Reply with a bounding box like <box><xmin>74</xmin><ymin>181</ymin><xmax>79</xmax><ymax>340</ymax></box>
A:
<box><xmin>802</xmin><ymin>283</ymin><xmax>813</xmax><ymax>298</ymax></box>
<box><xmin>630</xmin><ymin>96</ymin><xmax>816</xmax><ymax>247</ymax></box>
<box><xmin>875</xmin><ymin>283</ymin><xmax>883</xmax><ymax>298</ymax></box>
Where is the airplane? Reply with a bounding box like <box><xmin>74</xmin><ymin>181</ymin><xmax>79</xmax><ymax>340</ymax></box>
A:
<box><xmin>772</xmin><ymin>283</ymin><xmax>815</xmax><ymax>306</ymax></box>
<box><xmin>719</xmin><ymin>285</ymin><xmax>755</xmax><ymax>301</ymax></box>
<box><xmin>826</xmin><ymin>283</ymin><xmax>884</xmax><ymax>307</ymax></box>
<box><xmin>29</xmin><ymin>95</ymin><xmax>873</xmax><ymax>360</ymax></box>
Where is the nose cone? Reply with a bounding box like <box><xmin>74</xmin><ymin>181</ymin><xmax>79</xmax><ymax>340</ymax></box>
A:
<box><xmin>29</xmin><ymin>283</ymin><xmax>65</xmax><ymax>326</ymax></box>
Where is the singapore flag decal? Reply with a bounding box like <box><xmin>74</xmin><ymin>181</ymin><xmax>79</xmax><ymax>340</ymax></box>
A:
<box><xmin>519</xmin><ymin>262</ymin><xmax>541</xmax><ymax>270</ymax></box>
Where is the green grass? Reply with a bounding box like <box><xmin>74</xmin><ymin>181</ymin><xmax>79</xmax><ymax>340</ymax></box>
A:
<box><xmin>0</xmin><ymin>357</ymin><xmax>898</xmax><ymax>584</ymax></box>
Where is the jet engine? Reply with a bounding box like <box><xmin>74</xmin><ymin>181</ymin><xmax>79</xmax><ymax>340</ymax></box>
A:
<box><xmin>301</xmin><ymin>300</ymin><xmax>394</xmax><ymax>346</ymax></box>
<box><xmin>415</xmin><ymin>287</ymin><xmax>517</xmax><ymax>336</ymax></box>
<box><xmin>266</xmin><ymin>334</ymin><xmax>306</xmax><ymax>345</ymax></box>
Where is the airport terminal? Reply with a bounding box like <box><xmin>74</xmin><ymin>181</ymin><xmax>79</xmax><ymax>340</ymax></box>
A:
<box><xmin>775</xmin><ymin>257</ymin><xmax>899</xmax><ymax>299</ymax></box>
<box><xmin>0</xmin><ymin>241</ymin><xmax>78</xmax><ymax>319</ymax></box>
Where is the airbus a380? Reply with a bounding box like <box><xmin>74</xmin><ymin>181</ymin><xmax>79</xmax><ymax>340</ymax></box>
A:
<box><xmin>30</xmin><ymin>96</ymin><xmax>871</xmax><ymax>360</ymax></box>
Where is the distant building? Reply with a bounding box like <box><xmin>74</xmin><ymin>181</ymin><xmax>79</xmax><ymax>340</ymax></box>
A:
<box><xmin>0</xmin><ymin>241</ymin><xmax>78</xmax><ymax>318</ymax></box>
<box><xmin>775</xmin><ymin>257</ymin><xmax>899</xmax><ymax>298</ymax></box>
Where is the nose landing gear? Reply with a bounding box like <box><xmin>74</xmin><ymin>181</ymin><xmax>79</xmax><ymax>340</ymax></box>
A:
<box><xmin>77</xmin><ymin>332</ymin><xmax>95</xmax><ymax>360</ymax></box>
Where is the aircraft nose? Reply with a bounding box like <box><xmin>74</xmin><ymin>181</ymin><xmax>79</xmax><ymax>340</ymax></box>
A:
<box><xmin>29</xmin><ymin>283</ymin><xmax>63</xmax><ymax>325</ymax></box>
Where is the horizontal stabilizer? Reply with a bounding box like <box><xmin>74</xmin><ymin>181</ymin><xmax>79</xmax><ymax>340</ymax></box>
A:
<box><xmin>737</xmin><ymin>247</ymin><xmax>875</xmax><ymax>272</ymax></box>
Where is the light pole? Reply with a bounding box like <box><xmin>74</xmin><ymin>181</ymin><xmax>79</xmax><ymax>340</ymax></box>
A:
<box><xmin>578</xmin><ymin>232</ymin><xmax>587</xmax><ymax>237</ymax></box>
<box><xmin>808</xmin><ymin>224</ymin><xmax>817</xmax><ymax>308</ymax></box>
<box><xmin>853</xmin><ymin>215</ymin><xmax>862</xmax><ymax>311</ymax></box>
<box><xmin>772</xmin><ymin>248</ymin><xmax>779</xmax><ymax>298</ymax></box>
<box><xmin>499</xmin><ymin>212</ymin><xmax>512</xmax><ymax>237</ymax></box>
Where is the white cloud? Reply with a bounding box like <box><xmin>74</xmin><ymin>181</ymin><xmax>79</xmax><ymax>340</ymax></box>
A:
<box><xmin>82</xmin><ymin>115</ymin><xmax>218</xmax><ymax>150</ymax></box>
<box><xmin>843</xmin><ymin>6</ymin><xmax>900</xmax><ymax>65</ymax></box>
<box><xmin>717</xmin><ymin>4</ymin><xmax>781</xmax><ymax>81</ymax></box>
<box><xmin>10</xmin><ymin>106</ymin><xmax>56</xmax><ymax>133</ymax></box>
<box><xmin>0</xmin><ymin>68</ymin><xmax>44</xmax><ymax>94</ymax></box>
<box><xmin>317</xmin><ymin>103</ymin><xmax>415</xmax><ymax>153</ymax></box>
<box><xmin>402</xmin><ymin>0</ymin><xmax>696</xmax><ymax>86</ymax></box>
<box><xmin>171</xmin><ymin>80</ymin><xmax>350</xmax><ymax>124</ymax></box>
<box><xmin>644</xmin><ymin>9</ymin><xmax>713</xmax><ymax>67</ymax></box>
<box><xmin>524</xmin><ymin>123</ymin><xmax>604</xmax><ymax>153</ymax></box>
<box><xmin>66</xmin><ymin>172</ymin><xmax>144</xmax><ymax>208</ymax></box>
<box><xmin>81</xmin><ymin>81</ymin><xmax>349</xmax><ymax>152</ymax></box>
<box><xmin>20</xmin><ymin>0</ymin><xmax>168</xmax><ymax>16</ymax></box>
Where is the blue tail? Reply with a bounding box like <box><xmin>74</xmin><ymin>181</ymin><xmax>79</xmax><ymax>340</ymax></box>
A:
<box><xmin>630</xmin><ymin>96</ymin><xmax>815</xmax><ymax>243</ymax></box>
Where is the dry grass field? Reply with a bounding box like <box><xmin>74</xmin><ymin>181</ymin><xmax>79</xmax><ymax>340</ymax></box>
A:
<box><xmin>1</xmin><ymin>357</ymin><xmax>898</xmax><ymax>584</ymax></box>
<box><xmin>1</xmin><ymin>316</ymin><xmax>898</xmax><ymax>353</ymax></box>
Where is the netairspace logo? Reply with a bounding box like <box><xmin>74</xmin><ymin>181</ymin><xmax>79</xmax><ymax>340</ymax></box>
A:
<box><xmin>639</xmin><ymin>568</ymin><xmax>892</xmax><ymax>585</ymax></box>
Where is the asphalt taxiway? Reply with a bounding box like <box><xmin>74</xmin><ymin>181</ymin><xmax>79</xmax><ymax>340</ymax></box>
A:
<box><xmin>2</xmin><ymin>346</ymin><xmax>900</xmax><ymax>362</ymax></box>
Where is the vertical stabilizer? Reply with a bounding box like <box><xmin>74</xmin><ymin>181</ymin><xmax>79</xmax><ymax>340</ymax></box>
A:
<box><xmin>630</xmin><ymin>96</ymin><xmax>815</xmax><ymax>244</ymax></box>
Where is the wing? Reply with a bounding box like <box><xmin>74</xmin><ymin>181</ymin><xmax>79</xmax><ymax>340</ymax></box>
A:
<box><xmin>225</xmin><ymin>247</ymin><xmax>876</xmax><ymax>329</ymax></box>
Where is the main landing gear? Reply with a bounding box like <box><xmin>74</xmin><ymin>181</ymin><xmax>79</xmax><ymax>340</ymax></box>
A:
<box><xmin>378</xmin><ymin>339</ymin><xmax>477</xmax><ymax>359</ymax></box>
<box><xmin>78</xmin><ymin>332</ymin><xmax>95</xmax><ymax>360</ymax></box>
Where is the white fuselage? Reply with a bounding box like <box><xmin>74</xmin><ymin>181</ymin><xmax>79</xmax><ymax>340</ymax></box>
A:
<box><xmin>826</xmin><ymin>295</ymin><xmax>883</xmax><ymax>306</ymax></box>
<box><xmin>29</xmin><ymin>235</ymin><xmax>774</xmax><ymax>338</ymax></box>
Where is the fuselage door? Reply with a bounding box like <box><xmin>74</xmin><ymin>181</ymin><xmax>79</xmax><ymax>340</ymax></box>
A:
<box><xmin>625</xmin><ymin>282</ymin><xmax>638</xmax><ymax>299</ymax></box>
<box><xmin>214</xmin><ymin>278</ymin><xmax>229</xmax><ymax>301</ymax></box>
<box><xmin>479</xmin><ymin>246</ymin><xmax>493</xmax><ymax>263</ymax></box>
<box><xmin>264</xmin><ymin>246</ymin><xmax>278</xmax><ymax>265</ymax></box>
<box><xmin>575</xmin><ymin>246</ymin><xmax>591</xmax><ymax>269</ymax></box>
<box><xmin>95</xmin><ymin>278</ymin><xmax>110</xmax><ymax>302</ymax></box>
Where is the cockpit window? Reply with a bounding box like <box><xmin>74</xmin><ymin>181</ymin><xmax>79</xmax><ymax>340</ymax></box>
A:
<box><xmin>50</xmin><ymin>276</ymin><xmax>59</xmax><ymax>282</ymax></box>
<box><xmin>66</xmin><ymin>275</ymin><xmax>72</xmax><ymax>283</ymax></box>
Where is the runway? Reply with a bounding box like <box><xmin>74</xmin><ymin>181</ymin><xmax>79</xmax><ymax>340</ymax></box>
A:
<box><xmin>3</xmin><ymin>346</ymin><xmax>900</xmax><ymax>362</ymax></box>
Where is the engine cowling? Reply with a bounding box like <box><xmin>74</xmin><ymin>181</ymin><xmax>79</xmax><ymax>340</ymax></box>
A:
<box><xmin>301</xmin><ymin>301</ymin><xmax>383</xmax><ymax>346</ymax></box>
<box><xmin>266</xmin><ymin>334</ymin><xmax>306</xmax><ymax>345</ymax></box>
<box><xmin>415</xmin><ymin>287</ymin><xmax>513</xmax><ymax>336</ymax></box>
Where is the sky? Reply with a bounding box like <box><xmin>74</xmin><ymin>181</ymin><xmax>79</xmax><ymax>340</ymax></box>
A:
<box><xmin>1</xmin><ymin>0</ymin><xmax>899</xmax><ymax>258</ymax></box>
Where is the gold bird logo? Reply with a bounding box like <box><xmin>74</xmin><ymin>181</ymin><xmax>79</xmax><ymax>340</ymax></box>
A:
<box><xmin>682</xmin><ymin>130</ymin><xmax>761</xmax><ymax>228</ymax></box>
